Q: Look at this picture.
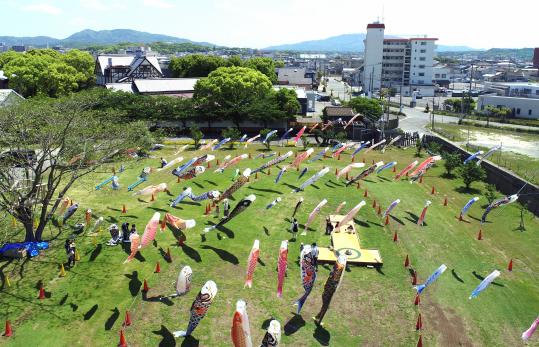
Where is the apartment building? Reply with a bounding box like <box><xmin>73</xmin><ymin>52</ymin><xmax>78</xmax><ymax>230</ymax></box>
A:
<box><xmin>362</xmin><ymin>22</ymin><xmax>437</xmax><ymax>96</ymax></box>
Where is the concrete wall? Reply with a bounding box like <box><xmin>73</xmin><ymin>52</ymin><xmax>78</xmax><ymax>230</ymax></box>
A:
<box><xmin>423</xmin><ymin>134</ymin><xmax>539</xmax><ymax>216</ymax></box>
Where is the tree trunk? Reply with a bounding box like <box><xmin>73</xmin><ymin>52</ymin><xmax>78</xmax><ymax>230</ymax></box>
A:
<box><xmin>23</xmin><ymin>221</ymin><xmax>35</xmax><ymax>242</ymax></box>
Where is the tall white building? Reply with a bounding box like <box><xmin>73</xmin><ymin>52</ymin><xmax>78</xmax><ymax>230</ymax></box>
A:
<box><xmin>361</xmin><ymin>22</ymin><xmax>438</xmax><ymax>97</ymax></box>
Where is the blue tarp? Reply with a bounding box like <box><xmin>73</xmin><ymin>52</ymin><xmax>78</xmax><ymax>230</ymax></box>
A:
<box><xmin>0</xmin><ymin>241</ymin><xmax>49</xmax><ymax>257</ymax></box>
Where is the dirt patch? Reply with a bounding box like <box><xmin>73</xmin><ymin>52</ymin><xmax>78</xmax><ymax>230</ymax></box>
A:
<box><xmin>424</xmin><ymin>298</ymin><xmax>474</xmax><ymax>347</ymax></box>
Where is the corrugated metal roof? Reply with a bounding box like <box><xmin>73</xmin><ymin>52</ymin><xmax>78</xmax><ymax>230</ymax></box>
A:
<box><xmin>133</xmin><ymin>78</ymin><xmax>199</xmax><ymax>93</ymax></box>
<box><xmin>105</xmin><ymin>83</ymin><xmax>135</xmax><ymax>93</ymax></box>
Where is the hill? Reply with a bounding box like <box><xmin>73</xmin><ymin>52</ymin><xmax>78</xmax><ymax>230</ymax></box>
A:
<box><xmin>0</xmin><ymin>29</ymin><xmax>214</xmax><ymax>48</ymax></box>
<box><xmin>264</xmin><ymin>33</ymin><xmax>477</xmax><ymax>53</ymax></box>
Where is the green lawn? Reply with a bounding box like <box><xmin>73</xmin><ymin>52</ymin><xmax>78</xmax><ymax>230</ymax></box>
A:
<box><xmin>1</xmin><ymin>144</ymin><xmax>538</xmax><ymax>346</ymax></box>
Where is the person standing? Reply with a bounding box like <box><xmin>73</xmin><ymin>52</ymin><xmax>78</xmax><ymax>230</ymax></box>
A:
<box><xmin>325</xmin><ymin>217</ymin><xmax>334</xmax><ymax>235</ymax></box>
<box><xmin>67</xmin><ymin>240</ymin><xmax>76</xmax><ymax>268</ymax></box>
<box><xmin>121</xmin><ymin>222</ymin><xmax>130</xmax><ymax>243</ymax></box>
<box><xmin>160</xmin><ymin>157</ymin><xmax>167</xmax><ymax>168</ymax></box>
<box><xmin>223</xmin><ymin>199</ymin><xmax>230</xmax><ymax>218</ymax></box>
<box><xmin>291</xmin><ymin>218</ymin><xmax>299</xmax><ymax>241</ymax></box>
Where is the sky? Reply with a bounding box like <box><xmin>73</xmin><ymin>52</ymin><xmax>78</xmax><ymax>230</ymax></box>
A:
<box><xmin>1</xmin><ymin>0</ymin><xmax>538</xmax><ymax>49</ymax></box>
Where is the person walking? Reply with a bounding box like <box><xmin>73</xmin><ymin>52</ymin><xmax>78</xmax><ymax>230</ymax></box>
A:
<box><xmin>291</xmin><ymin>218</ymin><xmax>299</xmax><ymax>241</ymax></box>
<box><xmin>223</xmin><ymin>199</ymin><xmax>230</xmax><ymax>218</ymax></box>
<box><xmin>67</xmin><ymin>240</ymin><xmax>76</xmax><ymax>268</ymax></box>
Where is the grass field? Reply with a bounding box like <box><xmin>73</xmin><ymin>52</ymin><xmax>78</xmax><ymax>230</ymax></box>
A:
<box><xmin>1</xmin><ymin>143</ymin><xmax>538</xmax><ymax>347</ymax></box>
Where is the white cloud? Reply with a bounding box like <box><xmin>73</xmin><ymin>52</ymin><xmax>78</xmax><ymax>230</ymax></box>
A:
<box><xmin>80</xmin><ymin>0</ymin><xmax>107</xmax><ymax>11</ymax></box>
<box><xmin>142</xmin><ymin>0</ymin><xmax>174</xmax><ymax>9</ymax></box>
<box><xmin>21</xmin><ymin>3</ymin><xmax>62</xmax><ymax>15</ymax></box>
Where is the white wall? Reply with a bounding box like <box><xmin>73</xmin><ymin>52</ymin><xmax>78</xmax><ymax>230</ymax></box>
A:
<box><xmin>477</xmin><ymin>95</ymin><xmax>539</xmax><ymax>119</ymax></box>
<box><xmin>363</xmin><ymin>26</ymin><xmax>385</xmax><ymax>94</ymax></box>
<box><xmin>409</xmin><ymin>40</ymin><xmax>436</xmax><ymax>86</ymax></box>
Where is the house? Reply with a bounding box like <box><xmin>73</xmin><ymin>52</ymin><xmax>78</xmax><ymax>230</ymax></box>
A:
<box><xmin>95</xmin><ymin>53</ymin><xmax>163</xmax><ymax>86</ymax></box>
<box><xmin>323</xmin><ymin>106</ymin><xmax>356</xmax><ymax>121</ymax></box>
<box><xmin>0</xmin><ymin>89</ymin><xmax>24</xmax><ymax>107</ymax></box>
<box><xmin>277</xmin><ymin>67</ymin><xmax>314</xmax><ymax>90</ymax></box>
<box><xmin>106</xmin><ymin>78</ymin><xmax>199</xmax><ymax>98</ymax></box>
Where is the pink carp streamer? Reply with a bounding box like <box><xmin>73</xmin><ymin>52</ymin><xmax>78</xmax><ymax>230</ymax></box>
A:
<box><xmin>291</xmin><ymin>148</ymin><xmax>314</xmax><ymax>167</ymax></box>
<box><xmin>200</xmin><ymin>139</ymin><xmax>218</xmax><ymax>151</ymax></box>
<box><xmin>332</xmin><ymin>142</ymin><xmax>353</xmax><ymax>158</ymax></box>
<box><xmin>336</xmin><ymin>163</ymin><xmax>365</xmax><ymax>179</ymax></box>
<box><xmin>343</xmin><ymin>113</ymin><xmax>360</xmax><ymax>129</ymax></box>
<box><xmin>336</xmin><ymin>200</ymin><xmax>366</xmax><ymax>228</ymax></box>
<box><xmin>363</xmin><ymin>139</ymin><xmax>386</xmax><ymax>154</ymax></box>
<box><xmin>277</xmin><ymin>241</ymin><xmax>289</xmax><ymax>298</ymax></box>
<box><xmin>335</xmin><ymin>201</ymin><xmax>347</xmax><ymax>214</ymax></box>
<box><xmin>140</xmin><ymin>212</ymin><xmax>161</xmax><ymax>248</ymax></box>
<box><xmin>522</xmin><ymin>316</ymin><xmax>539</xmax><ymax>341</ymax></box>
<box><xmin>302</xmin><ymin>199</ymin><xmax>328</xmax><ymax>235</ymax></box>
<box><xmin>231</xmin><ymin>300</ymin><xmax>253</xmax><ymax>347</ymax></box>
<box><xmin>163</xmin><ymin>212</ymin><xmax>196</xmax><ymax>232</ymax></box>
<box><xmin>410</xmin><ymin>156</ymin><xmax>441</xmax><ymax>177</ymax></box>
<box><xmin>292</xmin><ymin>126</ymin><xmax>306</xmax><ymax>144</ymax></box>
<box><xmin>124</xmin><ymin>233</ymin><xmax>140</xmax><ymax>263</ymax></box>
<box><xmin>244</xmin><ymin>134</ymin><xmax>261</xmax><ymax>148</ymax></box>
<box><xmin>134</xmin><ymin>183</ymin><xmax>168</xmax><ymax>196</ymax></box>
<box><xmin>395</xmin><ymin>160</ymin><xmax>418</xmax><ymax>180</ymax></box>
<box><xmin>215</xmin><ymin>154</ymin><xmax>248</xmax><ymax>173</ymax></box>
<box><xmin>244</xmin><ymin>240</ymin><xmax>260</xmax><ymax>288</ymax></box>
<box><xmin>417</xmin><ymin>201</ymin><xmax>432</xmax><ymax>226</ymax></box>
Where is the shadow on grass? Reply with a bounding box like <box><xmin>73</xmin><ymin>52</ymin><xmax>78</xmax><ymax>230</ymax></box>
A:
<box><xmin>125</xmin><ymin>271</ymin><xmax>142</xmax><ymax>296</ymax></box>
<box><xmin>314</xmin><ymin>324</ymin><xmax>331</xmax><ymax>346</ymax></box>
<box><xmin>179</xmin><ymin>201</ymin><xmax>201</xmax><ymax>207</ymax></box>
<box><xmin>149</xmin><ymin>207</ymin><xmax>169</xmax><ymax>213</ymax></box>
<box><xmin>263</xmin><ymin>226</ymin><xmax>270</xmax><ymax>236</ymax></box>
<box><xmin>451</xmin><ymin>269</ymin><xmax>464</xmax><ymax>283</ymax></box>
<box><xmin>181</xmin><ymin>244</ymin><xmax>202</xmax><ymax>263</ymax></box>
<box><xmin>284</xmin><ymin>313</ymin><xmax>306</xmax><ymax>336</ymax></box>
<box><xmin>200</xmin><ymin>245</ymin><xmax>238</xmax><ymax>265</ymax></box>
<box><xmin>354</xmin><ymin>219</ymin><xmax>370</xmax><ymax>228</ymax></box>
<box><xmin>89</xmin><ymin>244</ymin><xmax>102</xmax><ymax>262</ymax></box>
<box><xmin>257</xmin><ymin>258</ymin><xmax>266</xmax><ymax>267</ymax></box>
<box><xmin>152</xmin><ymin>324</ymin><xmax>177</xmax><ymax>346</ymax></box>
<box><xmin>59</xmin><ymin>294</ymin><xmax>68</xmax><ymax>306</ymax></box>
<box><xmin>192</xmin><ymin>182</ymin><xmax>204</xmax><ymax>189</ymax></box>
<box><xmin>377</xmin><ymin>176</ymin><xmax>391</xmax><ymax>182</ymax></box>
<box><xmin>83</xmin><ymin>304</ymin><xmax>98</xmax><ymax>320</ymax></box>
<box><xmin>143</xmin><ymin>294</ymin><xmax>174</xmax><ymax>306</ymax></box>
<box><xmin>104</xmin><ymin>307</ymin><xmax>119</xmax><ymax>331</ymax></box>
<box><xmin>204</xmin><ymin>180</ymin><xmax>217</xmax><ymax>186</ymax></box>
<box><xmin>404</xmin><ymin>211</ymin><xmax>425</xmax><ymax>225</ymax></box>
<box><xmin>247</xmin><ymin>186</ymin><xmax>283</xmax><ymax>194</ymax></box>
<box><xmin>376</xmin><ymin>267</ymin><xmax>385</xmax><ymax>275</ymax></box>
<box><xmin>390</xmin><ymin>215</ymin><xmax>405</xmax><ymax>225</ymax></box>
<box><xmin>440</xmin><ymin>173</ymin><xmax>456</xmax><ymax>179</ymax></box>
<box><xmin>472</xmin><ymin>271</ymin><xmax>504</xmax><ymax>287</ymax></box>
<box><xmin>108</xmin><ymin>207</ymin><xmax>122</xmax><ymax>212</ymax></box>
<box><xmin>454</xmin><ymin>186</ymin><xmax>482</xmax><ymax>194</ymax></box>
<box><xmin>282</xmin><ymin>183</ymin><xmax>299</xmax><ymax>191</ymax></box>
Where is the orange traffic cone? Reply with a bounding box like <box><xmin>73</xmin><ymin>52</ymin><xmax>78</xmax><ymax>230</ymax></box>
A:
<box><xmin>207</xmin><ymin>161</ymin><xmax>211</xmax><ymax>169</ymax></box>
<box><xmin>404</xmin><ymin>254</ymin><xmax>410</xmax><ymax>268</ymax></box>
<box><xmin>351</xmin><ymin>156</ymin><xmax>355</xmax><ymax>163</ymax></box>
<box><xmin>392</xmin><ymin>166</ymin><xmax>396</xmax><ymax>173</ymax></box>
<box><xmin>150</xmin><ymin>193</ymin><xmax>155</xmax><ymax>202</ymax></box>
<box><xmin>372</xmin><ymin>200</ymin><xmax>377</xmax><ymax>208</ymax></box>
<box><xmin>166</xmin><ymin>248</ymin><xmax>172</xmax><ymax>261</ymax></box>
<box><xmin>337</xmin><ymin>155</ymin><xmax>341</xmax><ymax>161</ymax></box>
<box><xmin>414</xmin><ymin>293</ymin><xmax>420</xmax><ymax>306</ymax></box>
<box><xmin>393</xmin><ymin>231</ymin><xmax>398</xmax><ymax>242</ymax></box>
<box><xmin>416</xmin><ymin>313</ymin><xmax>422</xmax><ymax>330</ymax></box>
<box><xmin>118</xmin><ymin>330</ymin><xmax>128</xmax><ymax>347</ymax></box>
<box><xmin>508</xmin><ymin>259</ymin><xmax>513</xmax><ymax>271</ymax></box>
<box><xmin>443</xmin><ymin>196</ymin><xmax>448</xmax><ymax>206</ymax></box>
<box><xmin>142</xmin><ymin>279</ymin><xmax>150</xmax><ymax>292</ymax></box>
<box><xmin>431</xmin><ymin>186</ymin><xmax>436</xmax><ymax>195</ymax></box>
<box><xmin>477</xmin><ymin>229</ymin><xmax>483</xmax><ymax>240</ymax></box>
<box><xmin>3</xmin><ymin>320</ymin><xmax>13</xmax><ymax>337</ymax></box>
<box><xmin>356</xmin><ymin>182</ymin><xmax>361</xmax><ymax>190</ymax></box>
<box><xmin>417</xmin><ymin>334</ymin><xmax>423</xmax><ymax>347</ymax></box>
<box><xmin>39</xmin><ymin>286</ymin><xmax>45</xmax><ymax>300</ymax></box>
<box><xmin>216</xmin><ymin>159</ymin><xmax>220</xmax><ymax>165</ymax></box>
<box><xmin>155</xmin><ymin>262</ymin><xmax>161</xmax><ymax>274</ymax></box>
<box><xmin>377</xmin><ymin>206</ymin><xmax>382</xmax><ymax>216</ymax></box>
<box><xmin>335</xmin><ymin>168</ymin><xmax>338</xmax><ymax>175</ymax></box>
<box><xmin>160</xmin><ymin>219</ymin><xmax>166</xmax><ymax>231</ymax></box>
<box><xmin>177</xmin><ymin>176</ymin><xmax>181</xmax><ymax>183</ymax></box>
<box><xmin>123</xmin><ymin>311</ymin><xmax>132</xmax><ymax>327</ymax></box>
<box><xmin>122</xmin><ymin>204</ymin><xmax>127</xmax><ymax>214</ymax></box>
<box><xmin>345</xmin><ymin>172</ymin><xmax>349</xmax><ymax>180</ymax></box>
<box><xmin>204</xmin><ymin>204</ymin><xmax>209</xmax><ymax>215</ymax></box>
<box><xmin>406</xmin><ymin>172</ymin><xmax>409</xmax><ymax>177</ymax></box>
<box><xmin>385</xmin><ymin>215</ymin><xmax>390</xmax><ymax>225</ymax></box>
<box><xmin>419</xmin><ymin>176</ymin><xmax>423</xmax><ymax>184</ymax></box>
<box><xmin>363</xmin><ymin>189</ymin><xmax>368</xmax><ymax>197</ymax></box>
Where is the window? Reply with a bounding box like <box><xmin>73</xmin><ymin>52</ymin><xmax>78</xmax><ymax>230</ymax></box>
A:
<box><xmin>529</xmin><ymin>109</ymin><xmax>533</xmax><ymax>116</ymax></box>
<box><xmin>442</xmin><ymin>74</ymin><xmax>447</xmax><ymax>78</ymax></box>
<box><xmin>516</xmin><ymin>108</ymin><xmax>520</xmax><ymax>115</ymax></box>
<box><xmin>536</xmin><ymin>90</ymin><xmax>539</xmax><ymax>95</ymax></box>
<box><xmin>420</xmin><ymin>42</ymin><xmax>427</xmax><ymax>45</ymax></box>
<box><xmin>418</xmin><ymin>80</ymin><xmax>424</xmax><ymax>84</ymax></box>
<box><xmin>481</xmin><ymin>105</ymin><xmax>485</xmax><ymax>110</ymax></box>
<box><xmin>435</xmin><ymin>74</ymin><xmax>440</xmax><ymax>78</ymax></box>
<box><xmin>419</xmin><ymin>57</ymin><xmax>426</xmax><ymax>61</ymax></box>
<box><xmin>419</xmin><ymin>65</ymin><xmax>425</xmax><ymax>69</ymax></box>
<box><xmin>419</xmin><ymin>73</ymin><xmax>425</xmax><ymax>76</ymax></box>
<box><xmin>420</xmin><ymin>49</ymin><xmax>426</xmax><ymax>53</ymax></box>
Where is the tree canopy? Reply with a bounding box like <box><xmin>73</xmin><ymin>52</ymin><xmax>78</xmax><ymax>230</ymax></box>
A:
<box><xmin>0</xmin><ymin>94</ymin><xmax>153</xmax><ymax>242</ymax></box>
<box><xmin>0</xmin><ymin>49</ymin><xmax>95</xmax><ymax>97</ymax></box>
<box><xmin>346</xmin><ymin>97</ymin><xmax>383</xmax><ymax>122</ymax></box>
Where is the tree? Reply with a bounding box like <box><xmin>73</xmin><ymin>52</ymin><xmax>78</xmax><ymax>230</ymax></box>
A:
<box><xmin>0</xmin><ymin>96</ymin><xmax>152</xmax><ymax>242</ymax></box>
<box><xmin>222</xmin><ymin>127</ymin><xmax>241</xmax><ymax>149</ymax></box>
<box><xmin>273</xmin><ymin>88</ymin><xmax>300</xmax><ymax>117</ymax></box>
<box><xmin>244</xmin><ymin>57</ymin><xmax>277</xmax><ymax>83</ymax></box>
<box><xmin>347</xmin><ymin>97</ymin><xmax>383</xmax><ymax>122</ymax></box>
<box><xmin>484</xmin><ymin>183</ymin><xmax>498</xmax><ymax>204</ymax></box>
<box><xmin>458</xmin><ymin>162</ymin><xmax>486</xmax><ymax>189</ymax></box>
<box><xmin>259</xmin><ymin>129</ymin><xmax>275</xmax><ymax>150</ymax></box>
<box><xmin>190</xmin><ymin>125</ymin><xmax>203</xmax><ymax>149</ymax></box>
<box><xmin>169</xmin><ymin>54</ymin><xmax>226</xmax><ymax>78</ymax></box>
<box><xmin>193</xmin><ymin>66</ymin><xmax>273</xmax><ymax>129</ymax></box>
<box><xmin>442</xmin><ymin>152</ymin><xmax>461</xmax><ymax>177</ymax></box>
<box><xmin>415</xmin><ymin>138</ymin><xmax>423</xmax><ymax>157</ymax></box>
